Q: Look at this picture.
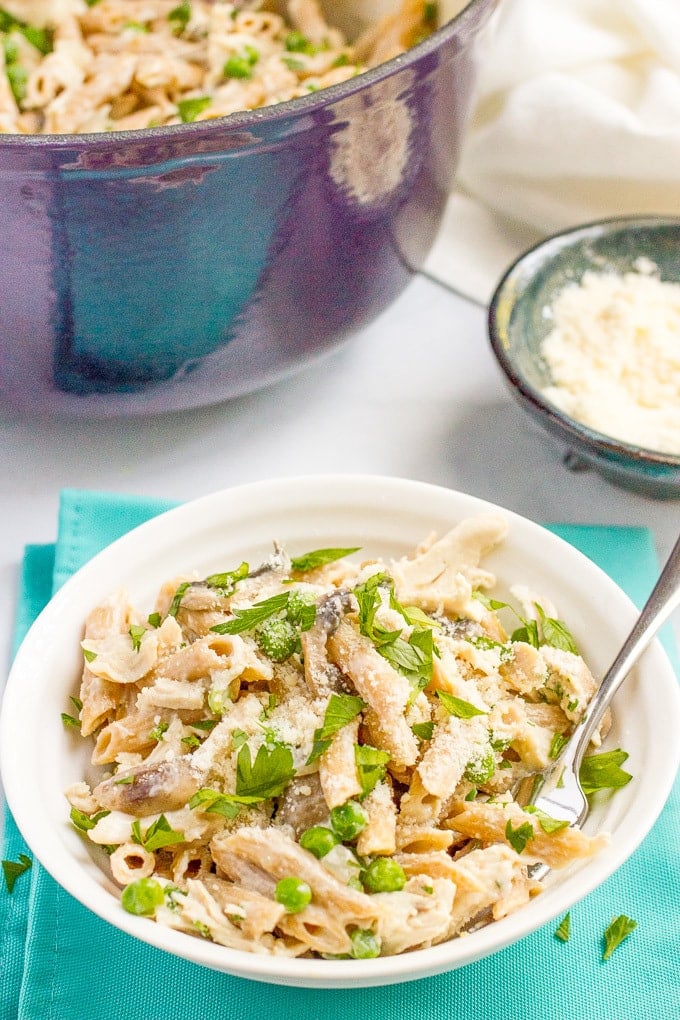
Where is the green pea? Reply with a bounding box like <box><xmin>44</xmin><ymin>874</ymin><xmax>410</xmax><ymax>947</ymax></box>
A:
<box><xmin>350</xmin><ymin>928</ymin><xmax>381</xmax><ymax>959</ymax></box>
<box><xmin>362</xmin><ymin>857</ymin><xmax>406</xmax><ymax>893</ymax></box>
<box><xmin>286</xmin><ymin>589</ymin><xmax>316</xmax><ymax>627</ymax></box>
<box><xmin>284</xmin><ymin>30</ymin><xmax>316</xmax><ymax>55</ymax></box>
<box><xmin>275</xmin><ymin>876</ymin><xmax>312</xmax><ymax>913</ymax></box>
<box><xmin>120</xmin><ymin>877</ymin><xmax>164</xmax><ymax>916</ymax></box>
<box><xmin>224</xmin><ymin>55</ymin><xmax>253</xmax><ymax>79</ymax></box>
<box><xmin>257</xmin><ymin>617</ymin><xmax>297</xmax><ymax>662</ymax></box>
<box><xmin>299</xmin><ymin>826</ymin><xmax>339</xmax><ymax>859</ymax></box>
<box><xmin>330</xmin><ymin>800</ymin><xmax>368</xmax><ymax>842</ymax></box>
<box><xmin>224</xmin><ymin>46</ymin><xmax>259</xmax><ymax>80</ymax></box>
<box><xmin>463</xmin><ymin>750</ymin><xmax>496</xmax><ymax>785</ymax></box>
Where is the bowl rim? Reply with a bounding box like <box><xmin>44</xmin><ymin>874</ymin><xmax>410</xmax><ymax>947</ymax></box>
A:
<box><xmin>2</xmin><ymin>474</ymin><xmax>678</xmax><ymax>987</ymax></box>
<box><xmin>487</xmin><ymin>214</ymin><xmax>680</xmax><ymax>469</ymax></box>
<box><xmin>0</xmin><ymin>0</ymin><xmax>492</xmax><ymax>149</ymax></box>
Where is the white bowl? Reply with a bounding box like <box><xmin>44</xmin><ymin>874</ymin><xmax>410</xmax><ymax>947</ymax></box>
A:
<box><xmin>2</xmin><ymin>476</ymin><xmax>678</xmax><ymax>988</ymax></box>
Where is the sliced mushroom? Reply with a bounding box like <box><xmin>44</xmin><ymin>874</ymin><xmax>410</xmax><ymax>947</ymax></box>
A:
<box><xmin>275</xmin><ymin>773</ymin><xmax>329</xmax><ymax>837</ymax></box>
<box><xmin>93</xmin><ymin>756</ymin><xmax>202</xmax><ymax>817</ymax></box>
<box><xmin>300</xmin><ymin>590</ymin><xmax>356</xmax><ymax>696</ymax></box>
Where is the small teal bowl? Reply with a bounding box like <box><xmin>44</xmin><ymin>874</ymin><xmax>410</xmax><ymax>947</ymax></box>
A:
<box><xmin>488</xmin><ymin>216</ymin><xmax>680</xmax><ymax>498</ymax></box>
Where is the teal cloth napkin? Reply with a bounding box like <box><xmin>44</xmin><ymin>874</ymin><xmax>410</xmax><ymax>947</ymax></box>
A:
<box><xmin>2</xmin><ymin>489</ymin><xmax>679</xmax><ymax>1020</ymax></box>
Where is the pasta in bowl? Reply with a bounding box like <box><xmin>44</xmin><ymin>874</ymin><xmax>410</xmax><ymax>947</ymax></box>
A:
<box><xmin>2</xmin><ymin>477</ymin><xmax>677</xmax><ymax>986</ymax></box>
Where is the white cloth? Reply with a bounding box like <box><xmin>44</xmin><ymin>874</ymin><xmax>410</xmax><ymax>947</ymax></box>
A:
<box><xmin>425</xmin><ymin>0</ymin><xmax>680</xmax><ymax>304</ymax></box>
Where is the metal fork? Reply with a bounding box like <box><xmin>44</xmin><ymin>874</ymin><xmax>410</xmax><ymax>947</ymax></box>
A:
<box><xmin>520</xmin><ymin>533</ymin><xmax>680</xmax><ymax>844</ymax></box>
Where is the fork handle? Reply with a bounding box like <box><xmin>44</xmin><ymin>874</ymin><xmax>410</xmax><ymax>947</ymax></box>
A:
<box><xmin>569</xmin><ymin>532</ymin><xmax>680</xmax><ymax>769</ymax></box>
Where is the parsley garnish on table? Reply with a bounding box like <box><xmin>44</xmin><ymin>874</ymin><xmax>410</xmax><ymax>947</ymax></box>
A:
<box><xmin>2</xmin><ymin>853</ymin><xmax>32</xmax><ymax>893</ymax></box>
<box><xmin>554</xmin><ymin>912</ymin><xmax>571</xmax><ymax>942</ymax></box>
<box><xmin>602</xmin><ymin>915</ymin><xmax>637</xmax><ymax>959</ymax></box>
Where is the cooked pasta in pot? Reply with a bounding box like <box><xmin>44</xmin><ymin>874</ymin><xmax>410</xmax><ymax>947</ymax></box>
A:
<box><xmin>64</xmin><ymin>517</ymin><xmax>617</xmax><ymax>960</ymax></box>
<box><xmin>0</xmin><ymin>0</ymin><xmax>439</xmax><ymax>134</ymax></box>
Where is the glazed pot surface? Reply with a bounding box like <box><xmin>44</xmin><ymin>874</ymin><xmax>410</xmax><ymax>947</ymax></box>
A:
<box><xmin>0</xmin><ymin>1</ymin><xmax>497</xmax><ymax>417</ymax></box>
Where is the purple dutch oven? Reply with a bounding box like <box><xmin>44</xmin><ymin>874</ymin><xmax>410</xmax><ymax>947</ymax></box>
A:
<box><xmin>0</xmin><ymin>0</ymin><xmax>497</xmax><ymax>417</ymax></box>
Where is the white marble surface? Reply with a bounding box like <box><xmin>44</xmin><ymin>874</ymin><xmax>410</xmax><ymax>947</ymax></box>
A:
<box><xmin>0</xmin><ymin>273</ymin><xmax>677</xmax><ymax>685</ymax></box>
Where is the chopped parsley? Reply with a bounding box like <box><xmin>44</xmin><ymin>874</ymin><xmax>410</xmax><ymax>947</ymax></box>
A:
<box><xmin>177</xmin><ymin>96</ymin><xmax>211</xmax><ymax>122</ymax></box>
<box><xmin>131</xmin><ymin>814</ymin><xmax>185</xmax><ymax>853</ymax></box>
<box><xmin>2</xmin><ymin>853</ymin><xmax>32</xmax><ymax>893</ymax></box>
<box><xmin>468</xmin><ymin>635</ymin><xmax>512</xmax><ymax>661</ymax></box>
<box><xmin>602</xmin><ymin>915</ymin><xmax>637</xmax><ymax>960</ymax></box>
<box><xmin>3</xmin><ymin>39</ymin><xmax>27</xmax><ymax>105</ymax></box>
<box><xmin>235</xmin><ymin>741</ymin><xmax>295</xmax><ymax>799</ymax></box>
<box><xmin>191</xmin><ymin>719</ymin><xmax>218</xmax><ymax>732</ymax></box>
<box><xmin>188</xmin><ymin>788</ymin><xmax>241</xmax><ymax>820</ymax></box>
<box><xmin>472</xmin><ymin>591</ymin><xmax>509</xmax><ymax>613</ymax></box>
<box><xmin>70</xmin><ymin>807</ymin><xmax>110</xmax><ymax>833</ymax></box>
<box><xmin>168</xmin><ymin>1</ymin><xmax>191</xmax><ymax>33</ymax></box>
<box><xmin>579</xmin><ymin>749</ymin><xmax>632</xmax><ymax>796</ymax></box>
<box><xmin>523</xmin><ymin>805</ymin><xmax>569</xmax><ymax>834</ymax></box>
<box><xmin>354</xmin><ymin>744</ymin><xmax>390</xmax><ymax>798</ymax></box>
<box><xmin>411</xmin><ymin>720</ymin><xmax>435</xmax><ymax>741</ymax></box>
<box><xmin>231</xmin><ymin>728</ymin><xmax>249</xmax><ymax>750</ymax></box>
<box><xmin>307</xmin><ymin>692</ymin><xmax>365</xmax><ymax>764</ymax></box>
<box><xmin>290</xmin><ymin>547</ymin><xmax>360</xmax><ymax>573</ymax></box>
<box><xmin>190</xmin><ymin>741</ymin><xmax>295</xmax><ymax>819</ymax></box>
<box><xmin>548</xmin><ymin>732</ymin><xmax>569</xmax><ymax>759</ymax></box>
<box><xmin>0</xmin><ymin>9</ymin><xmax>52</xmax><ymax>54</ymax></box>
<box><xmin>510</xmin><ymin>619</ymin><xmax>540</xmax><ymax>648</ymax></box>
<box><xmin>282</xmin><ymin>55</ymin><xmax>305</xmax><ymax>71</ymax></box>
<box><xmin>147</xmin><ymin>612</ymin><xmax>162</xmax><ymax>628</ymax></box>
<box><xmin>203</xmin><ymin>561</ymin><xmax>249</xmax><ymax>595</ymax></box>
<box><xmin>167</xmin><ymin>580</ymin><xmax>191</xmax><ymax>617</ymax></box>
<box><xmin>554</xmin><ymin>912</ymin><xmax>571</xmax><ymax>942</ymax></box>
<box><xmin>128</xmin><ymin>624</ymin><xmax>147</xmax><ymax>652</ymax></box>
<box><xmin>82</xmin><ymin>645</ymin><xmax>97</xmax><ymax>663</ymax></box>
<box><xmin>436</xmin><ymin>690</ymin><xmax>487</xmax><ymax>719</ymax></box>
<box><xmin>211</xmin><ymin>591</ymin><xmax>290</xmax><ymax>635</ymax></box>
<box><xmin>62</xmin><ymin>695</ymin><xmax>83</xmax><ymax>729</ymax></box>
<box><xmin>504</xmin><ymin>818</ymin><xmax>534</xmax><ymax>854</ymax></box>
<box><xmin>424</xmin><ymin>2</ymin><xmax>439</xmax><ymax>23</ymax></box>
<box><xmin>354</xmin><ymin>573</ymin><xmax>435</xmax><ymax>692</ymax></box>
<box><xmin>472</xmin><ymin>591</ymin><xmax>580</xmax><ymax>654</ymax></box>
<box><xmin>149</xmin><ymin>721</ymin><xmax>168</xmax><ymax>742</ymax></box>
<box><xmin>536</xmin><ymin>605</ymin><xmax>580</xmax><ymax>654</ymax></box>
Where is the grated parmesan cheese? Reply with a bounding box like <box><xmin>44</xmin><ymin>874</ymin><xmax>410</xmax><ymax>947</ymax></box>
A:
<box><xmin>539</xmin><ymin>267</ymin><xmax>680</xmax><ymax>455</ymax></box>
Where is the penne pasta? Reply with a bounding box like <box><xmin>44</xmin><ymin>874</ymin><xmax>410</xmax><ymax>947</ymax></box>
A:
<box><xmin>65</xmin><ymin>520</ymin><xmax>615</xmax><ymax>960</ymax></box>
